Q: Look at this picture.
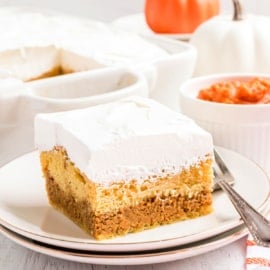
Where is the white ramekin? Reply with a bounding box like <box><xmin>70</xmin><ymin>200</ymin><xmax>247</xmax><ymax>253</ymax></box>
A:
<box><xmin>179</xmin><ymin>73</ymin><xmax>270</xmax><ymax>174</ymax></box>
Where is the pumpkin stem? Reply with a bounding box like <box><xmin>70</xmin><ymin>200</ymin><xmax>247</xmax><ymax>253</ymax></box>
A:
<box><xmin>232</xmin><ymin>0</ymin><xmax>244</xmax><ymax>20</ymax></box>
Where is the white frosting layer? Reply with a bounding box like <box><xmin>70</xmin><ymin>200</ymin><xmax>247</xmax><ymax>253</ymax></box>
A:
<box><xmin>35</xmin><ymin>97</ymin><xmax>213</xmax><ymax>185</ymax></box>
<box><xmin>0</xmin><ymin>12</ymin><xmax>168</xmax><ymax>81</ymax></box>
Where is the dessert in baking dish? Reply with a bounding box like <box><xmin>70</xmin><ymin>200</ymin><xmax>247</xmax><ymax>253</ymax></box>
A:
<box><xmin>35</xmin><ymin>97</ymin><xmax>214</xmax><ymax>240</ymax></box>
<box><xmin>0</xmin><ymin>12</ymin><xmax>168</xmax><ymax>81</ymax></box>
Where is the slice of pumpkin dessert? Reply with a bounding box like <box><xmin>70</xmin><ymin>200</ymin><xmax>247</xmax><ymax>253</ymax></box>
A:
<box><xmin>35</xmin><ymin>96</ymin><xmax>214</xmax><ymax>240</ymax></box>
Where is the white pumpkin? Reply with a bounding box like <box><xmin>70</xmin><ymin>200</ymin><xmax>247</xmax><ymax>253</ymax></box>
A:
<box><xmin>190</xmin><ymin>0</ymin><xmax>270</xmax><ymax>76</ymax></box>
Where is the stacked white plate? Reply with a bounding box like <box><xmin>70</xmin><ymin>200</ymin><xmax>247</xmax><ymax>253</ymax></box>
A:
<box><xmin>0</xmin><ymin>146</ymin><xmax>269</xmax><ymax>265</ymax></box>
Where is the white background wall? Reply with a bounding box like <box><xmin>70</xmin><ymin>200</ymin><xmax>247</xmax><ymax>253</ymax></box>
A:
<box><xmin>0</xmin><ymin>0</ymin><xmax>268</xmax><ymax>22</ymax></box>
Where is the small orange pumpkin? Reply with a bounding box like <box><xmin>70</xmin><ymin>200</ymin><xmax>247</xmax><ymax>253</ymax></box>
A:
<box><xmin>145</xmin><ymin>0</ymin><xmax>220</xmax><ymax>34</ymax></box>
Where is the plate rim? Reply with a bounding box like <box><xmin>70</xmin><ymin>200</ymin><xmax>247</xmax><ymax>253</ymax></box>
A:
<box><xmin>0</xmin><ymin>224</ymin><xmax>248</xmax><ymax>265</ymax></box>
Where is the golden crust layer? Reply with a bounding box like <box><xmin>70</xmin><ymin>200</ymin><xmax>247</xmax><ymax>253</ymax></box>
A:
<box><xmin>40</xmin><ymin>147</ymin><xmax>213</xmax><ymax>240</ymax></box>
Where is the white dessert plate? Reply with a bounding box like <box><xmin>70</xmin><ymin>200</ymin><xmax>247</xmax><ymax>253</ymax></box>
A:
<box><xmin>0</xmin><ymin>147</ymin><xmax>269</xmax><ymax>253</ymax></box>
<box><xmin>0</xmin><ymin>224</ymin><xmax>247</xmax><ymax>265</ymax></box>
<box><xmin>111</xmin><ymin>13</ymin><xmax>192</xmax><ymax>41</ymax></box>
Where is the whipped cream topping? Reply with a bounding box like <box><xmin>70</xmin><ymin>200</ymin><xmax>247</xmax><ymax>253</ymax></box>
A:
<box><xmin>35</xmin><ymin>97</ymin><xmax>213</xmax><ymax>185</ymax></box>
<box><xmin>0</xmin><ymin>12</ymin><xmax>168</xmax><ymax>80</ymax></box>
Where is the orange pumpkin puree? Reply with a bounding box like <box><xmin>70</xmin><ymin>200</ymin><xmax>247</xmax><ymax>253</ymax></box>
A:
<box><xmin>197</xmin><ymin>78</ymin><xmax>270</xmax><ymax>104</ymax></box>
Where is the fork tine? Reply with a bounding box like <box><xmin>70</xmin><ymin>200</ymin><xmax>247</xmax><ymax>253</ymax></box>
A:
<box><xmin>214</xmin><ymin>149</ymin><xmax>234</xmax><ymax>178</ymax></box>
<box><xmin>213</xmin><ymin>148</ymin><xmax>235</xmax><ymax>191</ymax></box>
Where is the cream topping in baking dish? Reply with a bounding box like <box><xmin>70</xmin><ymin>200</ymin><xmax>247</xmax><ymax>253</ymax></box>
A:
<box><xmin>0</xmin><ymin>12</ymin><xmax>168</xmax><ymax>81</ymax></box>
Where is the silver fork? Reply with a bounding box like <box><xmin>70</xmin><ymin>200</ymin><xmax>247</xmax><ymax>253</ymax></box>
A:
<box><xmin>214</xmin><ymin>149</ymin><xmax>270</xmax><ymax>247</ymax></box>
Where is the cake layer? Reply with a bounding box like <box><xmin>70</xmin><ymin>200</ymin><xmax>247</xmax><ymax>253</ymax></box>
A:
<box><xmin>35</xmin><ymin>97</ymin><xmax>213</xmax><ymax>185</ymax></box>
<box><xmin>41</xmin><ymin>147</ymin><xmax>213</xmax><ymax>240</ymax></box>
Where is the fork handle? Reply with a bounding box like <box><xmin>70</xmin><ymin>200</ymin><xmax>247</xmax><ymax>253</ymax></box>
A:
<box><xmin>217</xmin><ymin>179</ymin><xmax>270</xmax><ymax>247</ymax></box>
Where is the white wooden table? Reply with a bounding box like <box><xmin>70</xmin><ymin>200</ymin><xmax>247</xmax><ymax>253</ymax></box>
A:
<box><xmin>0</xmin><ymin>0</ymin><xmax>269</xmax><ymax>269</ymax></box>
